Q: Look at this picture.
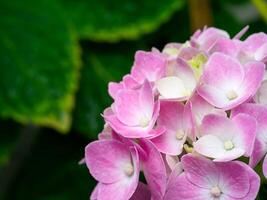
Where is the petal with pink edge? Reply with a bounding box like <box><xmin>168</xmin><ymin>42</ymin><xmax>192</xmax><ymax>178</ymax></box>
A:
<box><xmin>195</xmin><ymin>27</ymin><xmax>229</xmax><ymax>51</ymax></box>
<box><xmin>164</xmin><ymin>173</ymin><xmax>211</xmax><ymax>200</ymax></box>
<box><xmin>85</xmin><ymin>140</ymin><xmax>134</xmax><ymax>184</ymax></box>
<box><xmin>236</xmin><ymin>162</ymin><xmax>260</xmax><ymax>200</ymax></box>
<box><xmin>115</xmin><ymin>81</ymin><xmax>154</xmax><ymax>127</ymax></box>
<box><xmin>243</xmin><ymin>32</ymin><xmax>267</xmax><ymax>52</ymax></box>
<box><xmin>238</xmin><ymin>61</ymin><xmax>265</xmax><ymax>101</ymax></box>
<box><xmin>96</xmin><ymin>147</ymin><xmax>139</xmax><ymax>200</ymax></box>
<box><xmin>139</xmin><ymin>139</ymin><xmax>167</xmax><ymax>200</ymax></box>
<box><xmin>209</xmin><ymin>38</ymin><xmax>239</xmax><ymax>57</ymax></box>
<box><xmin>131</xmin><ymin>51</ymin><xmax>167</xmax><ymax>83</ymax></box>
<box><xmin>130</xmin><ymin>182</ymin><xmax>151</xmax><ymax>200</ymax></box>
<box><xmin>232</xmin><ymin>113</ymin><xmax>257</xmax><ymax>157</ymax></box>
<box><xmin>263</xmin><ymin>155</ymin><xmax>267</xmax><ymax>178</ymax></box>
<box><xmin>216</xmin><ymin>161</ymin><xmax>250</xmax><ymax>198</ymax></box>
<box><xmin>181</xmin><ymin>154</ymin><xmax>219</xmax><ymax>189</ymax></box>
<box><xmin>151</xmin><ymin>101</ymin><xmax>186</xmax><ymax>155</ymax></box>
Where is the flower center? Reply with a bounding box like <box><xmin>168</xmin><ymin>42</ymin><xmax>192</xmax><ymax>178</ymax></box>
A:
<box><xmin>226</xmin><ymin>90</ymin><xmax>238</xmax><ymax>100</ymax></box>
<box><xmin>176</xmin><ymin>130</ymin><xmax>185</xmax><ymax>140</ymax></box>
<box><xmin>124</xmin><ymin>163</ymin><xmax>134</xmax><ymax>176</ymax></box>
<box><xmin>210</xmin><ymin>186</ymin><xmax>221</xmax><ymax>197</ymax></box>
<box><xmin>139</xmin><ymin>117</ymin><xmax>149</xmax><ymax>127</ymax></box>
<box><xmin>224</xmin><ymin>140</ymin><xmax>234</xmax><ymax>150</ymax></box>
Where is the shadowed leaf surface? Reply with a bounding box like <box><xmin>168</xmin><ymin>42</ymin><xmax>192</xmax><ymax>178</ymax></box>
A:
<box><xmin>0</xmin><ymin>0</ymin><xmax>81</xmax><ymax>133</ymax></box>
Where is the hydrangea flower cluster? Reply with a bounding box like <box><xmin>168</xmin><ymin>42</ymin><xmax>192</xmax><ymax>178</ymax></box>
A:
<box><xmin>84</xmin><ymin>26</ymin><xmax>267</xmax><ymax>200</ymax></box>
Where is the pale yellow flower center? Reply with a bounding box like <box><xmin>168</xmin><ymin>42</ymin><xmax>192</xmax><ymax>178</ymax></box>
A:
<box><xmin>176</xmin><ymin>130</ymin><xmax>185</xmax><ymax>140</ymax></box>
<box><xmin>124</xmin><ymin>163</ymin><xmax>134</xmax><ymax>176</ymax></box>
<box><xmin>226</xmin><ymin>90</ymin><xmax>238</xmax><ymax>100</ymax></box>
<box><xmin>224</xmin><ymin>140</ymin><xmax>234</xmax><ymax>150</ymax></box>
<box><xmin>210</xmin><ymin>186</ymin><xmax>221</xmax><ymax>197</ymax></box>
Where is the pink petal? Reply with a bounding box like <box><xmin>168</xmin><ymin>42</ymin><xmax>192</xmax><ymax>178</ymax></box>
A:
<box><xmin>216</xmin><ymin>161</ymin><xmax>250</xmax><ymax>198</ymax></box>
<box><xmin>263</xmin><ymin>155</ymin><xmax>267</xmax><ymax>178</ymax></box>
<box><xmin>90</xmin><ymin>183</ymin><xmax>100</xmax><ymax>200</ymax></box>
<box><xmin>130</xmin><ymin>182</ymin><xmax>151</xmax><ymax>200</ymax></box>
<box><xmin>181</xmin><ymin>154</ymin><xmax>219</xmax><ymax>189</ymax></box>
<box><xmin>96</xmin><ymin>147</ymin><xmax>139</xmax><ymax>200</ymax></box>
<box><xmin>188</xmin><ymin>94</ymin><xmax>226</xmax><ymax>138</ymax></box>
<box><xmin>151</xmin><ymin>102</ymin><xmax>186</xmax><ymax>155</ymax></box>
<box><xmin>108</xmin><ymin>82</ymin><xmax>123</xmax><ymax>99</ymax></box>
<box><xmin>85</xmin><ymin>140</ymin><xmax>134</xmax><ymax>184</ymax></box>
<box><xmin>173</xmin><ymin>58</ymin><xmax>197</xmax><ymax>92</ymax></box>
<box><xmin>209</xmin><ymin>38</ymin><xmax>239</xmax><ymax>57</ymax></box>
<box><xmin>255</xmin><ymin>42</ymin><xmax>267</xmax><ymax>62</ymax></box>
<box><xmin>139</xmin><ymin>139</ymin><xmax>167</xmax><ymax>199</ymax></box>
<box><xmin>196</xmin><ymin>27</ymin><xmax>230</xmax><ymax>51</ymax></box>
<box><xmin>164</xmin><ymin>173</ymin><xmax>211</xmax><ymax>200</ymax></box>
<box><xmin>243</xmin><ymin>32</ymin><xmax>267</xmax><ymax>52</ymax></box>
<box><xmin>115</xmin><ymin>81</ymin><xmax>154</xmax><ymax>126</ymax></box>
<box><xmin>238</xmin><ymin>61</ymin><xmax>265</xmax><ymax>101</ymax></box>
<box><xmin>199</xmin><ymin>53</ymin><xmax>244</xmax><ymax>92</ymax></box>
<box><xmin>232</xmin><ymin>113</ymin><xmax>257</xmax><ymax>157</ymax></box>
<box><xmin>104</xmin><ymin>101</ymin><xmax>160</xmax><ymax>138</ymax></box>
<box><xmin>167</xmin><ymin>162</ymin><xmax>183</xmax><ymax>187</ymax></box>
<box><xmin>131</xmin><ymin>51</ymin><xmax>167</xmax><ymax>84</ymax></box>
<box><xmin>234</xmin><ymin>162</ymin><xmax>260</xmax><ymax>200</ymax></box>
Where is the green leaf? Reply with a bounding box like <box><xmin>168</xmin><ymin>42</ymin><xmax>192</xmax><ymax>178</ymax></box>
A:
<box><xmin>59</xmin><ymin>0</ymin><xmax>184</xmax><ymax>42</ymax></box>
<box><xmin>72</xmin><ymin>42</ymin><xmax>146</xmax><ymax>138</ymax></box>
<box><xmin>0</xmin><ymin>0</ymin><xmax>81</xmax><ymax>133</ymax></box>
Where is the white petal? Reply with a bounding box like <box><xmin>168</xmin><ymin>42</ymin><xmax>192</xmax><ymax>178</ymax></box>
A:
<box><xmin>156</xmin><ymin>76</ymin><xmax>188</xmax><ymax>99</ymax></box>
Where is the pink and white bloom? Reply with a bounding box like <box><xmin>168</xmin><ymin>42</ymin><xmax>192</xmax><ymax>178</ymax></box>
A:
<box><xmin>164</xmin><ymin>154</ymin><xmax>260</xmax><ymax>200</ymax></box>
<box><xmin>150</xmin><ymin>101</ymin><xmax>189</xmax><ymax>155</ymax></box>
<box><xmin>191</xmin><ymin>27</ymin><xmax>230</xmax><ymax>52</ymax></box>
<box><xmin>194</xmin><ymin>114</ymin><xmax>257</xmax><ymax>162</ymax></box>
<box><xmin>232</xmin><ymin>103</ymin><xmax>267</xmax><ymax>177</ymax></box>
<box><xmin>186</xmin><ymin>94</ymin><xmax>226</xmax><ymax>138</ymax></box>
<box><xmin>239</xmin><ymin>32</ymin><xmax>267</xmax><ymax>63</ymax></box>
<box><xmin>131</xmin><ymin>50</ymin><xmax>167</xmax><ymax>84</ymax></box>
<box><xmin>85</xmin><ymin>140</ymin><xmax>139</xmax><ymax>200</ymax></box>
<box><xmin>156</xmin><ymin>58</ymin><xmax>197</xmax><ymax>100</ymax></box>
<box><xmin>108</xmin><ymin>74</ymin><xmax>140</xmax><ymax>99</ymax></box>
<box><xmin>197</xmin><ymin>52</ymin><xmax>265</xmax><ymax>110</ymax></box>
<box><xmin>104</xmin><ymin>81</ymin><xmax>163</xmax><ymax>138</ymax></box>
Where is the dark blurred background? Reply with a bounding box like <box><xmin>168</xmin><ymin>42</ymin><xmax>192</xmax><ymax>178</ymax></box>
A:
<box><xmin>0</xmin><ymin>0</ymin><xmax>266</xmax><ymax>199</ymax></box>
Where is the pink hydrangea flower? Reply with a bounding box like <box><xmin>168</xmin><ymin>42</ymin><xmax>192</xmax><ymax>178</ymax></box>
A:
<box><xmin>131</xmin><ymin>50</ymin><xmax>167</xmax><ymax>84</ymax></box>
<box><xmin>85</xmin><ymin>26</ymin><xmax>267</xmax><ymax>199</ymax></box>
<box><xmin>186</xmin><ymin>94</ymin><xmax>226</xmax><ymax>138</ymax></box>
<box><xmin>155</xmin><ymin>58</ymin><xmax>197</xmax><ymax>100</ymax></box>
<box><xmin>104</xmin><ymin>80</ymin><xmax>163</xmax><ymax>138</ymax></box>
<box><xmin>194</xmin><ymin>114</ymin><xmax>257</xmax><ymax>161</ymax></box>
<box><xmin>85</xmin><ymin>140</ymin><xmax>139</xmax><ymax>200</ymax></box>
<box><xmin>150</xmin><ymin>101</ymin><xmax>189</xmax><ymax>155</ymax></box>
<box><xmin>164</xmin><ymin>154</ymin><xmax>260</xmax><ymax>200</ymax></box>
<box><xmin>197</xmin><ymin>52</ymin><xmax>264</xmax><ymax>110</ymax></box>
<box><xmin>239</xmin><ymin>32</ymin><xmax>267</xmax><ymax>63</ymax></box>
<box><xmin>191</xmin><ymin>27</ymin><xmax>229</xmax><ymax>52</ymax></box>
<box><xmin>232</xmin><ymin>103</ymin><xmax>267</xmax><ymax>177</ymax></box>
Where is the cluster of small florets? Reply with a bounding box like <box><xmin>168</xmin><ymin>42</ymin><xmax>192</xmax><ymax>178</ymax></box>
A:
<box><xmin>85</xmin><ymin>26</ymin><xmax>267</xmax><ymax>200</ymax></box>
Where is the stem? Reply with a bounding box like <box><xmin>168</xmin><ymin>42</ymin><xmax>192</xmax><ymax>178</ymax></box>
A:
<box><xmin>188</xmin><ymin>0</ymin><xmax>213</xmax><ymax>33</ymax></box>
<box><xmin>0</xmin><ymin>124</ymin><xmax>40</xmax><ymax>199</ymax></box>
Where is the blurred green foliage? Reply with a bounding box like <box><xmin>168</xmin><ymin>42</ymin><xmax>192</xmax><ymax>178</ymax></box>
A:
<box><xmin>0</xmin><ymin>0</ymin><xmax>266</xmax><ymax>199</ymax></box>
